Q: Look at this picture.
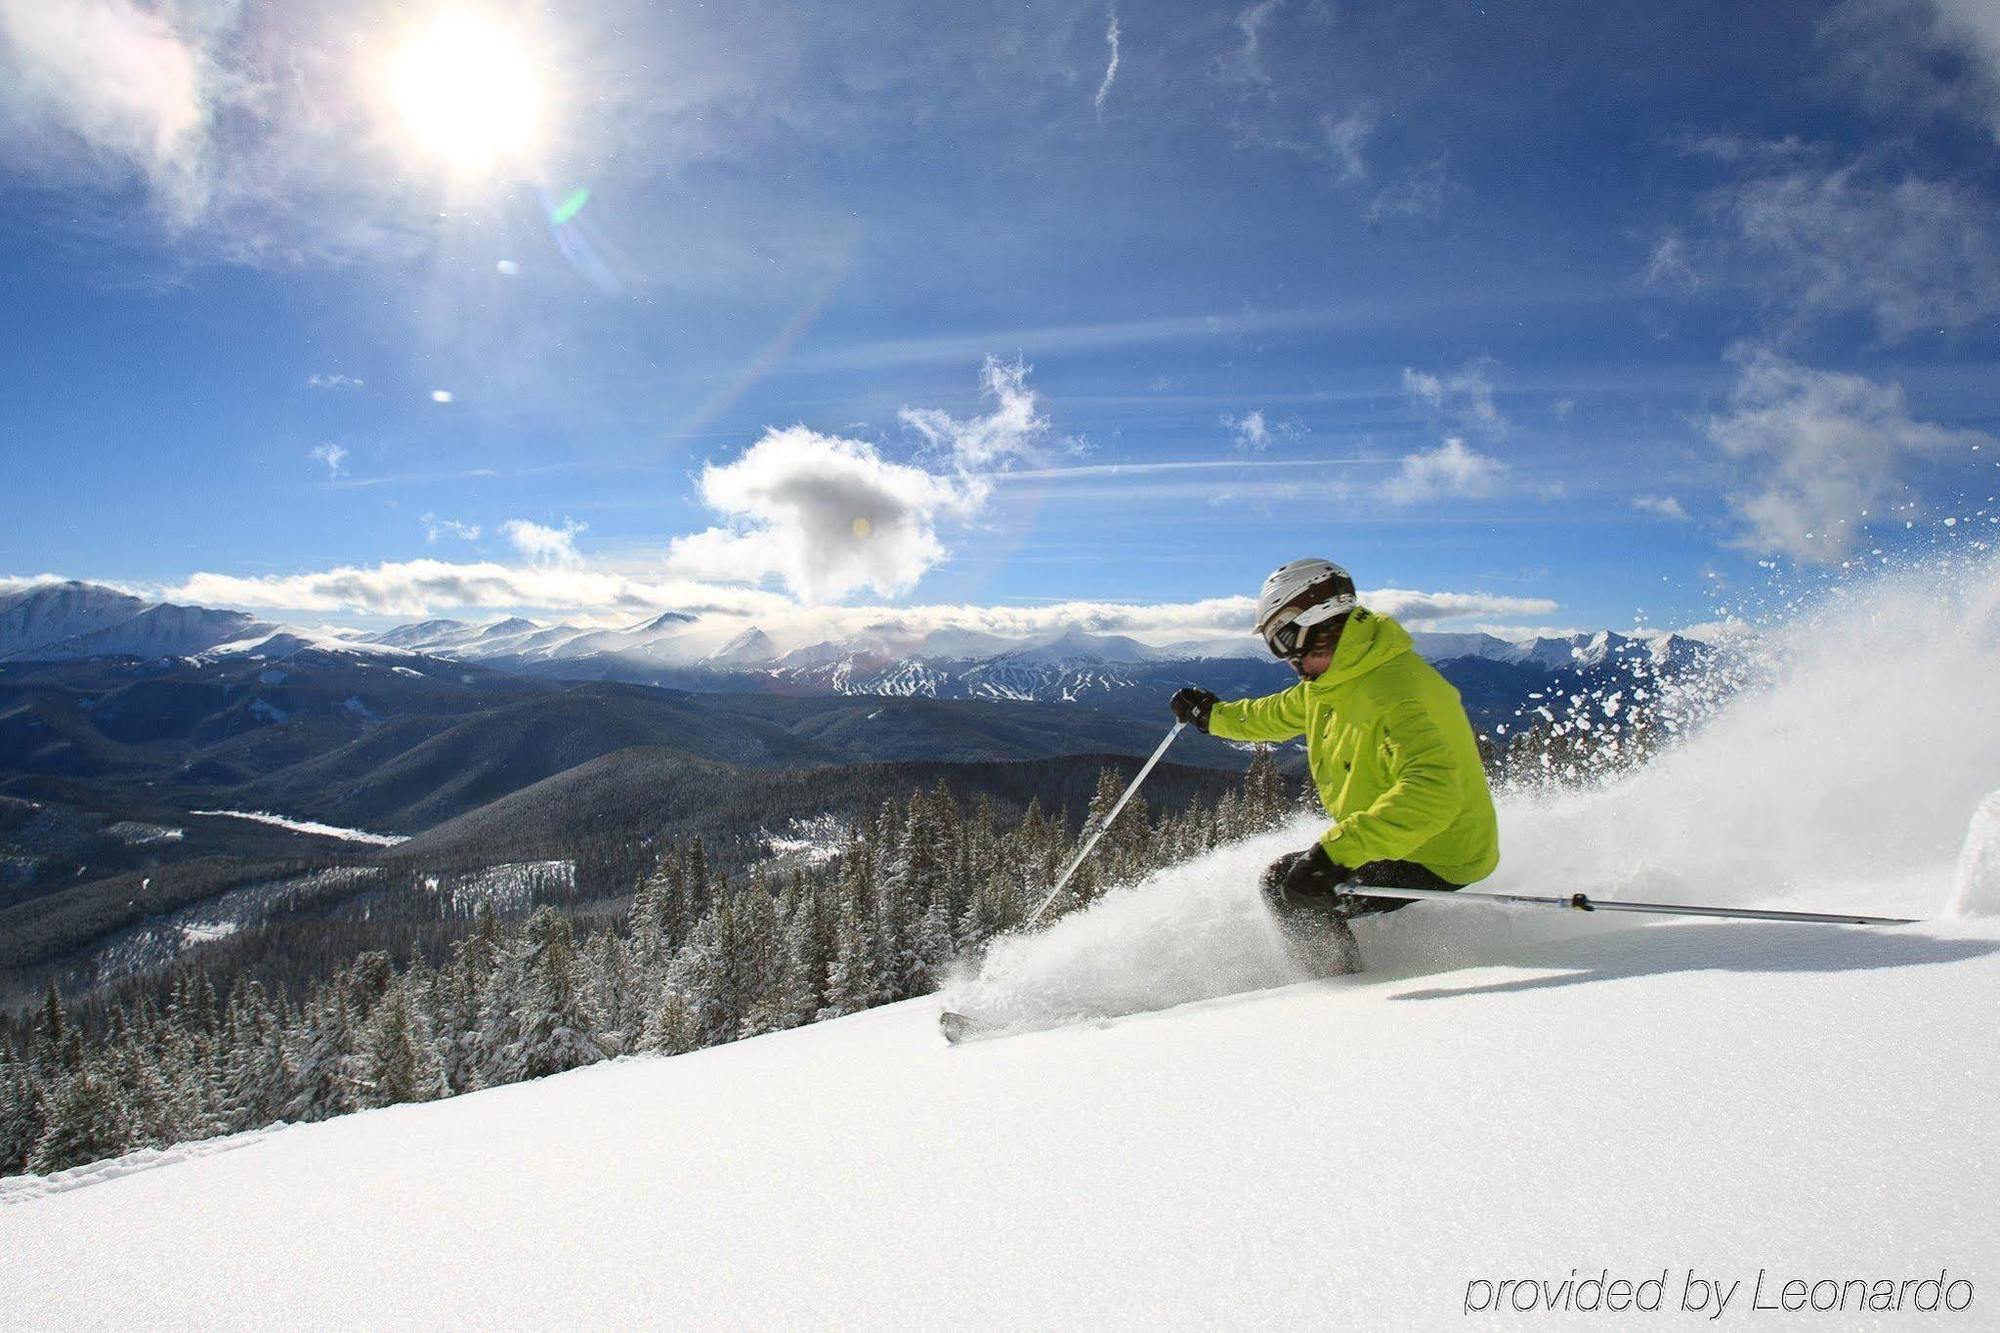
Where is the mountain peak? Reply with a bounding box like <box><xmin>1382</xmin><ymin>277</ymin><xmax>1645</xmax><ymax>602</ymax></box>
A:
<box><xmin>1000</xmin><ymin>628</ymin><xmax>1158</xmax><ymax>665</ymax></box>
<box><xmin>705</xmin><ymin>628</ymin><xmax>776</xmax><ymax>666</ymax></box>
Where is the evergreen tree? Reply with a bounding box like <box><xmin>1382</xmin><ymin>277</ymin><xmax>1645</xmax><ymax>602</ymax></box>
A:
<box><xmin>669</xmin><ymin>901</ymin><xmax>738</xmax><ymax>1046</ymax></box>
<box><xmin>638</xmin><ymin>989</ymin><xmax>698</xmax><ymax>1055</ymax></box>
<box><xmin>34</xmin><ymin>979</ymin><xmax>72</xmax><ymax>1072</ymax></box>
<box><xmin>111</xmin><ymin>1000</ymin><xmax>175</xmax><ymax>1148</ymax></box>
<box><xmin>877</xmin><ymin>790</ymin><xmax>954</xmax><ymax>999</ymax></box>
<box><xmin>818</xmin><ymin>899</ymin><xmax>884</xmax><ymax>1020</ymax></box>
<box><xmin>29</xmin><ymin>1062</ymin><xmax>130</xmax><ymax>1175</ymax></box>
<box><xmin>1084</xmin><ymin>763</ymin><xmax>1152</xmax><ymax>895</ymax></box>
<box><xmin>777</xmin><ymin>879</ymin><xmax>833</xmax><ymax>1027</ymax></box>
<box><xmin>955</xmin><ymin>872</ymin><xmax>1008</xmax><ymax>955</ymax></box>
<box><xmin>1013</xmin><ymin>797</ymin><xmax>1066</xmax><ymax>900</ymax></box>
<box><xmin>1243</xmin><ymin>746</ymin><xmax>1288</xmax><ymax>830</ymax></box>
<box><xmin>344</xmin><ymin>952</ymin><xmax>396</xmax><ymax>1013</ymax></box>
<box><xmin>503</xmin><ymin>907</ymin><xmax>606</xmax><ymax>1082</ymax></box>
<box><xmin>352</xmin><ymin>977</ymin><xmax>444</xmax><ymax>1108</ymax></box>
<box><xmin>0</xmin><ymin>1065</ymin><xmax>45</xmax><ymax>1177</ymax></box>
<box><xmin>925</xmin><ymin>780</ymin><xmax>968</xmax><ymax>925</ymax></box>
<box><xmin>628</xmin><ymin>865</ymin><xmax>670</xmax><ymax>964</ymax></box>
<box><xmin>612</xmin><ymin>932</ymin><xmax>652</xmax><ymax>1051</ymax></box>
<box><xmin>912</xmin><ymin>898</ymin><xmax>954</xmax><ymax>993</ymax></box>
<box><xmin>680</xmin><ymin>839</ymin><xmax>711</xmax><ymax>933</ymax></box>
<box><xmin>733</xmin><ymin>884</ymin><xmax>786</xmax><ymax>1037</ymax></box>
<box><xmin>960</xmin><ymin>798</ymin><xmax>1003</xmax><ymax>920</ymax></box>
<box><xmin>439</xmin><ymin>915</ymin><xmax>500</xmax><ymax>1094</ymax></box>
<box><xmin>216</xmin><ymin>981</ymin><xmax>288</xmax><ymax>1133</ymax></box>
<box><xmin>284</xmin><ymin>994</ymin><xmax>354</xmax><ymax>1123</ymax></box>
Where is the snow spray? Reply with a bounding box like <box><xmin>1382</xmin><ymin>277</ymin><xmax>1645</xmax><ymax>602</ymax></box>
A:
<box><xmin>945</xmin><ymin>548</ymin><xmax>2000</xmax><ymax>1034</ymax></box>
<box><xmin>1949</xmin><ymin>789</ymin><xmax>2000</xmax><ymax>918</ymax></box>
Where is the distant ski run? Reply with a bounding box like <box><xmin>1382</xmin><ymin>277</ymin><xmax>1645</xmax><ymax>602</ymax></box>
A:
<box><xmin>190</xmin><ymin>809</ymin><xmax>409</xmax><ymax>846</ymax></box>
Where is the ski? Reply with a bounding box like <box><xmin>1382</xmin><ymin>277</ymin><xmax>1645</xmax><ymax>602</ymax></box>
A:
<box><xmin>1338</xmin><ymin>884</ymin><xmax>1918</xmax><ymax>926</ymax></box>
<box><xmin>938</xmin><ymin>1010</ymin><xmax>992</xmax><ymax>1044</ymax></box>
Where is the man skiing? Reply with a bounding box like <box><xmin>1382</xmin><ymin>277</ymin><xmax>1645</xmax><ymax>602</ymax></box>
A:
<box><xmin>1170</xmin><ymin>558</ymin><xmax>1500</xmax><ymax>971</ymax></box>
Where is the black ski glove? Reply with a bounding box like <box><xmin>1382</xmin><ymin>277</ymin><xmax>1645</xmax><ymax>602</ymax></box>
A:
<box><xmin>1170</xmin><ymin>687</ymin><xmax>1218</xmax><ymax>732</ymax></box>
<box><xmin>1278</xmin><ymin>843</ymin><xmax>1351</xmax><ymax>905</ymax></box>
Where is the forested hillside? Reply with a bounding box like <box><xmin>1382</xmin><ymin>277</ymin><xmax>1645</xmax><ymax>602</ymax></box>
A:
<box><xmin>3</xmin><ymin>754</ymin><xmax>1297</xmax><ymax>1175</ymax></box>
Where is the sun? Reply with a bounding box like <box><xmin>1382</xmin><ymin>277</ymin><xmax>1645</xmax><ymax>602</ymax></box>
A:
<box><xmin>383</xmin><ymin>10</ymin><xmax>550</xmax><ymax>174</ymax></box>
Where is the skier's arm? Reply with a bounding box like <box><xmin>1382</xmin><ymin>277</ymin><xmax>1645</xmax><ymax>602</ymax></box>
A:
<box><xmin>1321</xmin><ymin>699</ymin><xmax>1463</xmax><ymax>865</ymax></box>
<box><xmin>1207</xmin><ymin>682</ymin><xmax>1310</xmax><ymax>743</ymax></box>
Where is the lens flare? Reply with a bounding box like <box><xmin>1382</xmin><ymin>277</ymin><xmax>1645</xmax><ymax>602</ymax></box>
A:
<box><xmin>550</xmin><ymin>187</ymin><xmax>590</xmax><ymax>225</ymax></box>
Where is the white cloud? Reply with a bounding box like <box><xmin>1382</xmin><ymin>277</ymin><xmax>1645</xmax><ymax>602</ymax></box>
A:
<box><xmin>1723</xmin><ymin>158</ymin><xmax>2000</xmax><ymax>340</ymax></box>
<box><xmin>1382</xmin><ymin>437</ymin><xmax>1508</xmax><ymax>504</ymax></box>
<box><xmin>1632</xmin><ymin>494</ymin><xmax>1691</xmax><ymax>521</ymax></box>
<box><xmin>307</xmin><ymin>373</ymin><xmax>364</xmax><ymax>391</ymax></box>
<box><xmin>1218</xmin><ymin>0</ymin><xmax>1282</xmax><ymax>87</ymax></box>
<box><xmin>1320</xmin><ymin>105</ymin><xmax>1374</xmax><ymax>182</ymax></box>
<box><xmin>1643</xmin><ymin>231</ymin><xmax>1701</xmax><ymax>292</ymax></box>
<box><xmin>159</xmin><ymin>558</ymin><xmax>1560</xmax><ymax>649</ymax></box>
<box><xmin>310</xmin><ymin>442</ymin><xmax>348</xmax><ymax>478</ymax></box>
<box><xmin>1401</xmin><ymin>369</ymin><xmax>1443</xmax><ymax>404</ymax></box>
<box><xmin>1704</xmin><ymin>344</ymin><xmax>1993</xmax><ymax>561</ymax></box>
<box><xmin>898</xmin><ymin>356</ymin><xmax>1049</xmax><ymax>470</ymax></box>
<box><xmin>0</xmin><ymin>0</ymin><xmax>209</xmax><ymax>223</ymax></box>
<box><xmin>669</xmin><ymin>428</ymin><xmax>974</xmax><ymax>603</ymax></box>
<box><xmin>1366</xmin><ymin>589</ymin><xmax>1561</xmax><ymax>627</ymax></box>
<box><xmin>503</xmin><ymin>518</ymin><xmax>586</xmax><ymax>567</ymax></box>
<box><xmin>1822</xmin><ymin>0</ymin><xmax>2000</xmax><ymax>142</ymax></box>
<box><xmin>422</xmin><ymin>514</ymin><xmax>482</xmax><ymax>544</ymax></box>
<box><xmin>1094</xmin><ymin>13</ymin><xmax>1121</xmax><ymax>113</ymax></box>
<box><xmin>1219</xmin><ymin>409</ymin><xmax>1305</xmax><ymax>453</ymax></box>
<box><xmin>1675</xmin><ymin>132</ymin><xmax>1814</xmax><ymax>165</ymax></box>
<box><xmin>1366</xmin><ymin>158</ymin><xmax>1450</xmax><ymax>222</ymax></box>
<box><xmin>170</xmin><ymin>560</ymin><xmax>784</xmax><ymax>621</ymax></box>
<box><xmin>1</xmin><ymin>572</ymin><xmax>86</xmax><ymax>594</ymax></box>
<box><xmin>1224</xmin><ymin>409</ymin><xmax>1270</xmax><ymax>452</ymax></box>
<box><xmin>431</xmin><ymin>389</ymin><xmax>456</xmax><ymax>405</ymax></box>
<box><xmin>1402</xmin><ymin>357</ymin><xmax>1507</xmax><ymax>438</ymax></box>
<box><xmin>671</xmin><ymin>360</ymin><xmax>1058</xmax><ymax>604</ymax></box>
<box><xmin>1553</xmin><ymin>397</ymin><xmax>1576</xmax><ymax>422</ymax></box>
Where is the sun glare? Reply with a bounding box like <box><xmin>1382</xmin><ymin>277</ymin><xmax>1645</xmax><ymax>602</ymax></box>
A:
<box><xmin>385</xmin><ymin>10</ymin><xmax>548</xmax><ymax>174</ymax></box>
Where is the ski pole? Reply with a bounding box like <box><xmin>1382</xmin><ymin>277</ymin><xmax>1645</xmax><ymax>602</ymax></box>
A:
<box><xmin>1337</xmin><ymin>884</ymin><xmax>1917</xmax><ymax>926</ymax></box>
<box><xmin>1024</xmin><ymin>721</ymin><xmax>1186</xmax><ymax>929</ymax></box>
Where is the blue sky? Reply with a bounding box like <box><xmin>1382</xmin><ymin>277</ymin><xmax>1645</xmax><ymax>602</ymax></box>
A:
<box><xmin>1</xmin><ymin>0</ymin><xmax>1996</xmax><ymax>645</ymax></box>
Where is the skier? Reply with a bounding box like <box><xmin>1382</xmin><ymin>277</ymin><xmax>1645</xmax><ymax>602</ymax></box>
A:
<box><xmin>1170</xmin><ymin>558</ymin><xmax>1500</xmax><ymax>971</ymax></box>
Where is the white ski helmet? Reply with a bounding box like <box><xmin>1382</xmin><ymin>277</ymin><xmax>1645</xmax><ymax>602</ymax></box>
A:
<box><xmin>1255</xmin><ymin>558</ymin><xmax>1358</xmax><ymax>658</ymax></box>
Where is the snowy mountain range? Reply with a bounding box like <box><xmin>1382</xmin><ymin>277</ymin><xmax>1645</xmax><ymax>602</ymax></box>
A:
<box><xmin>362</xmin><ymin>608</ymin><xmax>1710</xmax><ymax>675</ymax></box>
<box><xmin>0</xmin><ymin>583</ymin><xmax>285</xmax><ymax>663</ymax></box>
<box><xmin>0</xmin><ymin>582</ymin><xmax>1716</xmax><ymax>720</ymax></box>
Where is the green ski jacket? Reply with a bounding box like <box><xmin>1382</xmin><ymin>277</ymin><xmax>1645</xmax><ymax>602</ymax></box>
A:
<box><xmin>1207</xmin><ymin>608</ymin><xmax>1500</xmax><ymax>885</ymax></box>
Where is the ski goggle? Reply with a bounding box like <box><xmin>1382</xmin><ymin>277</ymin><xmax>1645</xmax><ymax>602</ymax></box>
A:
<box><xmin>1260</xmin><ymin>578</ymin><xmax>1357</xmax><ymax>659</ymax></box>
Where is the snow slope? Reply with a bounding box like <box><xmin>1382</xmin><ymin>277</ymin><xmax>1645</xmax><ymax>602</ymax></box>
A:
<box><xmin>2</xmin><ymin>889</ymin><xmax>1995</xmax><ymax>1327</ymax></box>
<box><xmin>6</xmin><ymin>553</ymin><xmax>1999</xmax><ymax>1326</ymax></box>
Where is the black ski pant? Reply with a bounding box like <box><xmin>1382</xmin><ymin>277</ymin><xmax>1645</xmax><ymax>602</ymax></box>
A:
<box><xmin>1259</xmin><ymin>851</ymin><xmax>1463</xmax><ymax>925</ymax></box>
